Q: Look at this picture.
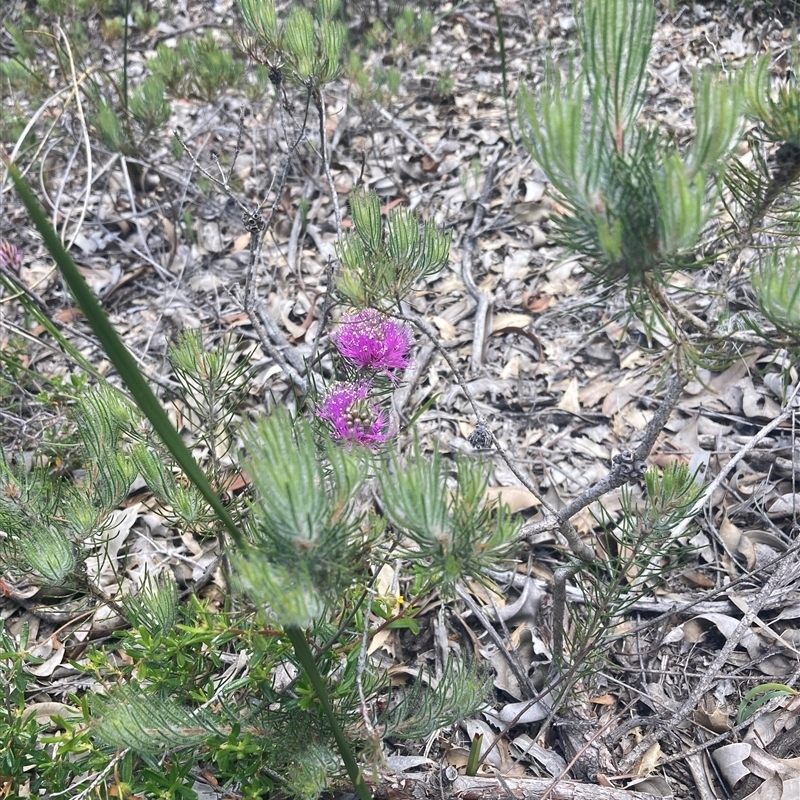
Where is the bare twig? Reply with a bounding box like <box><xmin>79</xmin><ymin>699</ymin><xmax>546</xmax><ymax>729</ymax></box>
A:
<box><xmin>461</xmin><ymin>149</ymin><xmax>501</xmax><ymax>373</ymax></box>
<box><xmin>56</xmin><ymin>749</ymin><xmax>130</xmax><ymax>800</ymax></box>
<box><xmin>308</xmin><ymin>255</ymin><xmax>336</xmax><ymax>371</ymax></box>
<box><xmin>177</xmin><ymin>89</ymin><xmax>316</xmax><ymax>392</ymax></box>
<box><xmin>372</xmin><ymin>102</ymin><xmax>437</xmax><ymax>160</ymax></box>
<box><xmin>393</xmin><ymin>342</ymin><xmax>435</xmax><ymax>422</ymax></box>
<box><xmin>366</xmin><ymin>770</ymin><xmax>662</xmax><ymax>800</ymax></box>
<box><xmin>617</xmin><ymin>547</ymin><xmax>800</xmax><ymax>773</ymax></box>
<box><xmin>455</xmin><ymin>584</ymin><xmax>536</xmax><ymax>699</ymax></box>
<box><xmin>314</xmin><ymin>87</ymin><xmax>342</xmax><ymax>236</ymax></box>
<box><xmin>241</xmin><ymin>228</ymin><xmax>308</xmax><ymax>393</ymax></box>
<box><xmin>551</xmin><ymin>368</ymin><xmax>687</xmax><ymax>670</ymax></box>
<box><xmin>644</xmin><ymin>275</ymin><xmax>709</xmax><ymax>334</ymax></box>
<box><xmin>401</xmin><ymin>308</ymin><xmax>554</xmax><ymax>514</ymax></box>
<box><xmin>356</xmin><ymin>587</ymin><xmax>380</xmax><ymax>740</ymax></box>
<box><xmin>287</xmin><ymin>179</ymin><xmax>316</xmax><ymax>273</ymax></box>
<box><xmin>670</xmin><ymin>378</ymin><xmax>800</xmax><ymax>540</ymax></box>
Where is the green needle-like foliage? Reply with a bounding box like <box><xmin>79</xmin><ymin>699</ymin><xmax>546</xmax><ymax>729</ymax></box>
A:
<box><xmin>239</xmin><ymin>0</ymin><xmax>345</xmax><ymax>87</ymax></box>
<box><xmin>518</xmin><ymin>0</ymin><xmax>742</xmax><ymax>295</ymax></box>
<box><xmin>744</xmin><ymin>58</ymin><xmax>800</xmax><ymax>147</ymax></box>
<box><xmin>0</xmin><ymin>383</ymin><xmax>144</xmax><ymax>584</ymax></box>
<box><xmin>753</xmin><ymin>248</ymin><xmax>800</xmax><ymax>339</ymax></box>
<box><xmin>379</xmin><ymin>442</ymin><xmax>518</xmax><ymax>593</ymax></box>
<box><xmin>129</xmin><ymin>75</ymin><xmax>170</xmax><ymax>133</ymax></box>
<box><xmin>123</xmin><ymin>572</ymin><xmax>180</xmax><ymax>637</ymax></box>
<box><xmin>337</xmin><ymin>189</ymin><xmax>451</xmax><ymax>308</ymax></box>
<box><xmin>148</xmin><ymin>43</ymin><xmax>189</xmax><ymax>94</ymax></box>
<box><xmin>641</xmin><ymin>461</ymin><xmax>703</xmax><ymax>538</ymax></box>
<box><xmin>18</xmin><ymin>524</ymin><xmax>76</xmax><ymax>584</ymax></box>
<box><xmin>579</xmin><ymin>0</ymin><xmax>654</xmax><ymax>149</ymax></box>
<box><xmin>131</xmin><ymin>443</ymin><xmax>211</xmax><ymax>529</ymax></box>
<box><xmin>238</xmin><ymin>407</ymin><xmax>368</xmax><ymax>627</ymax></box>
<box><xmin>379</xmin><ymin>658</ymin><xmax>489</xmax><ymax>739</ymax></box>
<box><xmin>167</xmin><ymin>329</ymin><xmax>252</xmax><ymax>472</ymax></box>
<box><xmin>91</xmin><ymin>682</ymin><xmax>217</xmax><ymax>754</ymax></box>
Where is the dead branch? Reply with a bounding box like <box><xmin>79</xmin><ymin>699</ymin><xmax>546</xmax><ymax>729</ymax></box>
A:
<box><xmin>366</xmin><ymin>771</ymin><xmax>662</xmax><ymax>800</ymax></box>
<box><xmin>461</xmin><ymin>148</ymin><xmax>501</xmax><ymax>374</ymax></box>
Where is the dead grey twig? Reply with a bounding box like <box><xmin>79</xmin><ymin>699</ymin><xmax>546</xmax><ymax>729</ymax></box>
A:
<box><xmin>401</xmin><ymin>307</ymin><xmax>553</xmax><ymax>514</ymax></box>
<box><xmin>618</xmin><ymin>547</ymin><xmax>800</xmax><ymax>773</ymax></box>
<box><xmin>179</xmin><ymin>89</ymin><xmax>315</xmax><ymax>392</ymax></box>
<box><xmin>550</xmin><ymin>368</ymin><xmax>687</xmax><ymax>669</ymax></box>
<box><xmin>461</xmin><ymin>148</ymin><xmax>502</xmax><ymax>373</ymax></box>
<box><xmin>314</xmin><ymin>87</ymin><xmax>342</xmax><ymax>236</ymax></box>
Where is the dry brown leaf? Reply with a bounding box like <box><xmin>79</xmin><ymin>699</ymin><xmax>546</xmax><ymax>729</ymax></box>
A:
<box><xmin>430</xmin><ymin>315</ymin><xmax>457</xmax><ymax>340</ymax></box>
<box><xmin>742</xmin><ymin>385</ymin><xmax>782</xmax><ymax>420</ymax></box>
<box><xmin>491</xmin><ymin>312</ymin><xmax>533</xmax><ymax>332</ymax></box>
<box><xmin>681</xmin><ymin>569</ymin><xmax>716</xmax><ymax>588</ymax></box>
<box><xmin>602</xmin><ymin>373</ymin><xmax>650</xmax><ymax>416</ymax></box>
<box><xmin>635</xmin><ymin>742</ymin><xmax>662</xmax><ymax>777</ymax></box>
<box><xmin>557</xmin><ymin>376</ymin><xmax>580</xmax><ymax>414</ymax></box>
<box><xmin>521</xmin><ymin>289</ymin><xmax>553</xmax><ymax>313</ymax></box>
<box><xmin>367</xmin><ymin>627</ymin><xmax>396</xmax><ymax>657</ymax></box>
<box><xmin>22</xmin><ymin>701</ymin><xmax>80</xmax><ymax>728</ymax></box>
<box><xmin>485</xmin><ymin>485</ymin><xmax>540</xmax><ymax>512</ymax></box>
<box><xmin>578</xmin><ymin>375</ymin><xmax>616</xmax><ymax>408</ymax></box>
<box><xmin>589</xmin><ymin>694</ymin><xmax>617</xmax><ymax>706</ymax></box>
<box><xmin>31</xmin><ymin>306</ymin><xmax>83</xmax><ymax>336</ymax></box>
<box><xmin>26</xmin><ymin>641</ymin><xmax>65</xmax><ymax>677</ymax></box>
<box><xmin>695</xmin><ymin>696</ymin><xmax>732</xmax><ymax>734</ymax></box>
<box><xmin>232</xmin><ymin>232</ymin><xmax>250</xmax><ymax>252</ymax></box>
<box><xmin>714</xmin><ymin>741</ymin><xmax>800</xmax><ymax>798</ymax></box>
<box><xmin>768</xmin><ymin>494</ymin><xmax>800</xmax><ymax>517</ymax></box>
<box><xmin>280</xmin><ymin>302</ymin><xmax>311</xmax><ymax>341</ymax></box>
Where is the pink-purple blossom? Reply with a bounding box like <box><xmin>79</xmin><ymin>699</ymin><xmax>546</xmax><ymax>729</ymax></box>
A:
<box><xmin>332</xmin><ymin>309</ymin><xmax>412</xmax><ymax>374</ymax></box>
<box><xmin>0</xmin><ymin>241</ymin><xmax>22</xmax><ymax>275</ymax></box>
<box><xmin>317</xmin><ymin>382</ymin><xmax>390</xmax><ymax>447</ymax></box>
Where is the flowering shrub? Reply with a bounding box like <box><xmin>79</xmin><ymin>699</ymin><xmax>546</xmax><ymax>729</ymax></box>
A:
<box><xmin>333</xmin><ymin>308</ymin><xmax>412</xmax><ymax>374</ymax></box>
<box><xmin>317</xmin><ymin>381</ymin><xmax>390</xmax><ymax>446</ymax></box>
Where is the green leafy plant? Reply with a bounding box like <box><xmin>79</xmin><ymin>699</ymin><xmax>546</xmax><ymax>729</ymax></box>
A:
<box><xmin>149</xmin><ymin>42</ymin><xmax>190</xmax><ymax>94</ymax></box>
<box><xmin>129</xmin><ymin>75</ymin><xmax>170</xmax><ymax>133</ymax></box>
<box><xmin>132</xmin><ymin>2</ymin><xmax>160</xmax><ymax>33</ymax></box>
<box><xmin>518</xmin><ymin>0</ymin><xmax>741</xmax><ymax>303</ymax></box>
<box><xmin>12</xmin><ymin>0</ymin><xmax>800</xmax><ymax>793</ymax></box>
<box><xmin>336</xmin><ymin>189</ymin><xmax>451</xmax><ymax>308</ymax></box>
<box><xmin>239</xmin><ymin>0</ymin><xmax>345</xmax><ymax>87</ymax></box>
<box><xmin>736</xmin><ymin>683</ymin><xmax>799</xmax><ymax>725</ymax></box>
<box><xmin>564</xmin><ymin>462</ymin><xmax>702</xmax><ymax>684</ymax></box>
<box><xmin>4</xmin><ymin>149</ymin><xmax>516</xmax><ymax>797</ymax></box>
<box><xmin>182</xmin><ymin>31</ymin><xmax>245</xmax><ymax>102</ymax></box>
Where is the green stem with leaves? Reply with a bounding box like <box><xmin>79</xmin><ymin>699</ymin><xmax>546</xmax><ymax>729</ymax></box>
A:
<box><xmin>285</xmin><ymin>627</ymin><xmax>371</xmax><ymax>800</ymax></box>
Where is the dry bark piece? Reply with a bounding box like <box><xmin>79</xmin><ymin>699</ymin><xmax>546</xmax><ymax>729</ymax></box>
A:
<box><xmin>368</xmin><ymin>772</ymin><xmax>662</xmax><ymax>800</ymax></box>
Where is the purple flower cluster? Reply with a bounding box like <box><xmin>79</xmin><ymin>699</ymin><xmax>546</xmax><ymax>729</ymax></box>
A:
<box><xmin>318</xmin><ymin>309</ymin><xmax>414</xmax><ymax>448</ymax></box>
<box><xmin>317</xmin><ymin>382</ymin><xmax>389</xmax><ymax>447</ymax></box>
<box><xmin>0</xmin><ymin>241</ymin><xmax>22</xmax><ymax>276</ymax></box>
<box><xmin>332</xmin><ymin>309</ymin><xmax>412</xmax><ymax>374</ymax></box>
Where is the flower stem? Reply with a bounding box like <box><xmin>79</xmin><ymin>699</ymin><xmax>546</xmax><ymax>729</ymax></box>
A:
<box><xmin>285</xmin><ymin>626</ymin><xmax>371</xmax><ymax>800</ymax></box>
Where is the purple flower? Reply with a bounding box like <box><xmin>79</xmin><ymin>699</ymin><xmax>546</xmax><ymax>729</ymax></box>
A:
<box><xmin>317</xmin><ymin>382</ymin><xmax>390</xmax><ymax>447</ymax></box>
<box><xmin>333</xmin><ymin>309</ymin><xmax>412</xmax><ymax>374</ymax></box>
<box><xmin>0</xmin><ymin>241</ymin><xmax>22</xmax><ymax>275</ymax></box>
